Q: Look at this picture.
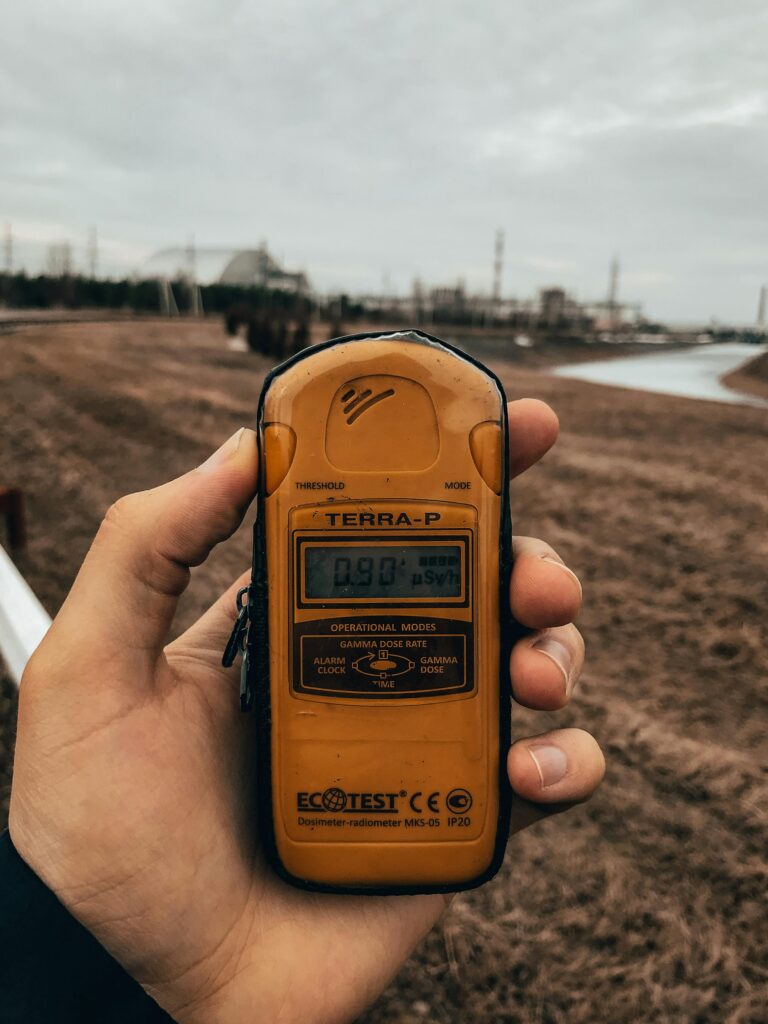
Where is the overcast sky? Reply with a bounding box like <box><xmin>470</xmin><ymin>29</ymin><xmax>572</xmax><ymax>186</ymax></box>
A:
<box><xmin>1</xmin><ymin>0</ymin><xmax>766</xmax><ymax>323</ymax></box>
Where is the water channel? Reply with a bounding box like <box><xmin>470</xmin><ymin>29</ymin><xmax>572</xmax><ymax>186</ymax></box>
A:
<box><xmin>552</xmin><ymin>342</ymin><xmax>767</xmax><ymax>406</ymax></box>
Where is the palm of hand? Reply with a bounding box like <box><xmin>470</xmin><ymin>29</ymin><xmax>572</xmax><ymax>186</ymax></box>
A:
<box><xmin>16</xmin><ymin>632</ymin><xmax>439</xmax><ymax>1023</ymax></box>
<box><xmin>10</xmin><ymin>412</ymin><xmax>603</xmax><ymax>1024</ymax></box>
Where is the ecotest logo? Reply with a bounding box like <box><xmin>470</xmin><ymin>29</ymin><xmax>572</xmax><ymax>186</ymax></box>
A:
<box><xmin>297</xmin><ymin>787</ymin><xmax>405</xmax><ymax>814</ymax></box>
<box><xmin>296</xmin><ymin>786</ymin><xmax>475</xmax><ymax>815</ymax></box>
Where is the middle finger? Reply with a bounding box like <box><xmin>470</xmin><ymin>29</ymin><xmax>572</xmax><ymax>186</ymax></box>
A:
<box><xmin>510</xmin><ymin>535</ymin><xmax>582</xmax><ymax>628</ymax></box>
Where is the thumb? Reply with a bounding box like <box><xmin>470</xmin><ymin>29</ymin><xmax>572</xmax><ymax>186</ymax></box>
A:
<box><xmin>41</xmin><ymin>428</ymin><xmax>258</xmax><ymax>676</ymax></box>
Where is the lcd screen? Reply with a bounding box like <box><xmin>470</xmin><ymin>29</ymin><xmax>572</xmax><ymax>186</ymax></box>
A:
<box><xmin>303</xmin><ymin>544</ymin><xmax>463</xmax><ymax>600</ymax></box>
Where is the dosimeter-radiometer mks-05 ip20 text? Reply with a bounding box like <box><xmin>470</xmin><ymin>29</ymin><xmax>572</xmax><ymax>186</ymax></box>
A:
<box><xmin>224</xmin><ymin>330</ymin><xmax>514</xmax><ymax>894</ymax></box>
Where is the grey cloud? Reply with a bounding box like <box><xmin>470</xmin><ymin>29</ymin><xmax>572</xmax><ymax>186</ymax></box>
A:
<box><xmin>1</xmin><ymin>0</ymin><xmax>766</xmax><ymax>321</ymax></box>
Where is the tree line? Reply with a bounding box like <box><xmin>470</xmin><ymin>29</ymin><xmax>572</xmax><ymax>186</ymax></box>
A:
<box><xmin>0</xmin><ymin>272</ymin><xmax>314</xmax><ymax>317</ymax></box>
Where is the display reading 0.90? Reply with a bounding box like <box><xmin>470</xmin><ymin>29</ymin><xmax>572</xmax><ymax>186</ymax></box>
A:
<box><xmin>303</xmin><ymin>544</ymin><xmax>462</xmax><ymax>600</ymax></box>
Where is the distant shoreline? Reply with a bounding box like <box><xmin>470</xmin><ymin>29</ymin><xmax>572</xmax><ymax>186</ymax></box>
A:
<box><xmin>721</xmin><ymin>349</ymin><xmax>768</xmax><ymax>401</ymax></box>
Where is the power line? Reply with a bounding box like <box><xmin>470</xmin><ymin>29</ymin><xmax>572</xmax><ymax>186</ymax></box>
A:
<box><xmin>3</xmin><ymin>224</ymin><xmax>12</xmax><ymax>274</ymax></box>
<box><xmin>159</xmin><ymin>279</ymin><xmax>179</xmax><ymax>317</ymax></box>
<box><xmin>186</xmin><ymin>234</ymin><xmax>202</xmax><ymax>316</ymax></box>
<box><xmin>87</xmin><ymin>226</ymin><xmax>98</xmax><ymax>279</ymax></box>
<box><xmin>607</xmin><ymin>253</ymin><xmax>620</xmax><ymax>332</ymax></box>
<box><xmin>492</xmin><ymin>228</ymin><xmax>504</xmax><ymax>305</ymax></box>
<box><xmin>46</xmin><ymin>241</ymin><xmax>72</xmax><ymax>277</ymax></box>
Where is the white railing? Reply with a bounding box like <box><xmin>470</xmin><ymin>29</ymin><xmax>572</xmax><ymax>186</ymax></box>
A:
<box><xmin>0</xmin><ymin>544</ymin><xmax>51</xmax><ymax>685</ymax></box>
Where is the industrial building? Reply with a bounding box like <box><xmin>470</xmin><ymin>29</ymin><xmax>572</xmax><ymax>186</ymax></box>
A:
<box><xmin>141</xmin><ymin>244</ymin><xmax>308</xmax><ymax>293</ymax></box>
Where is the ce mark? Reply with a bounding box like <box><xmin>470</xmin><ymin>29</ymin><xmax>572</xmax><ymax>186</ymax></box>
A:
<box><xmin>409</xmin><ymin>791</ymin><xmax>440</xmax><ymax>814</ymax></box>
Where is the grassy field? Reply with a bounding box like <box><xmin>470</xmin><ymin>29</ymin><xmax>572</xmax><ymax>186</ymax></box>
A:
<box><xmin>1</xmin><ymin>320</ymin><xmax>766</xmax><ymax>1022</ymax></box>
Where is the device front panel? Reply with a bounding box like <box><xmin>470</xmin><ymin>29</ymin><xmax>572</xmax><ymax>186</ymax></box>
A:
<box><xmin>260</xmin><ymin>337</ymin><xmax>506</xmax><ymax>888</ymax></box>
<box><xmin>293</xmin><ymin>527</ymin><xmax>472</xmax><ymax>699</ymax></box>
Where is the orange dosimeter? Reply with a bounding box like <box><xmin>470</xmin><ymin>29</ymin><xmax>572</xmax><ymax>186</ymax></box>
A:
<box><xmin>228</xmin><ymin>329</ymin><xmax>513</xmax><ymax>894</ymax></box>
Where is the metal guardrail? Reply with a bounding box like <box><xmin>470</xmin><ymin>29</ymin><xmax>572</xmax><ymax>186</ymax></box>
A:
<box><xmin>0</xmin><ymin>544</ymin><xmax>51</xmax><ymax>685</ymax></box>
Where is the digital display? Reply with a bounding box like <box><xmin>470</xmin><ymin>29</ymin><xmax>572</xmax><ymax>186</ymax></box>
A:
<box><xmin>303</xmin><ymin>544</ymin><xmax>463</xmax><ymax>600</ymax></box>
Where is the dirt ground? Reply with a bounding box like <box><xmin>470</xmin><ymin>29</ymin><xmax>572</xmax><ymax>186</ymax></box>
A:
<box><xmin>723</xmin><ymin>348</ymin><xmax>768</xmax><ymax>401</ymax></box>
<box><xmin>1</xmin><ymin>320</ymin><xmax>767</xmax><ymax>1023</ymax></box>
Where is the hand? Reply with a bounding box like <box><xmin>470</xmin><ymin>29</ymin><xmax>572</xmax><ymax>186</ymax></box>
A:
<box><xmin>9</xmin><ymin>400</ymin><xmax>604</xmax><ymax>1024</ymax></box>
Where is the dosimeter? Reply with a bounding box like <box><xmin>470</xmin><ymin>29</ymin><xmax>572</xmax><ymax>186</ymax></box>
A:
<box><xmin>225</xmin><ymin>330</ymin><xmax>513</xmax><ymax>894</ymax></box>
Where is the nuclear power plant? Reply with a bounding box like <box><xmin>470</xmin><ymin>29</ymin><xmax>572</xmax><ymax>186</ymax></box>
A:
<box><xmin>341</xmin><ymin>235</ymin><xmax>646</xmax><ymax>338</ymax></box>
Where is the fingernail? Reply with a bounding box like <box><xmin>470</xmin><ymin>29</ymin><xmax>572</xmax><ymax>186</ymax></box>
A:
<box><xmin>532</xmin><ymin>632</ymin><xmax>574</xmax><ymax>695</ymax></box>
<box><xmin>528</xmin><ymin>744</ymin><xmax>568</xmax><ymax>788</ymax></box>
<box><xmin>198</xmin><ymin>428</ymin><xmax>245</xmax><ymax>472</ymax></box>
<box><xmin>540</xmin><ymin>553</ymin><xmax>582</xmax><ymax>594</ymax></box>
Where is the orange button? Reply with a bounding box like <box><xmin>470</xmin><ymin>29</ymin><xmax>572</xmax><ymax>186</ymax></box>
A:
<box><xmin>469</xmin><ymin>421</ymin><xmax>503</xmax><ymax>494</ymax></box>
<box><xmin>264</xmin><ymin>423</ymin><xmax>297</xmax><ymax>494</ymax></box>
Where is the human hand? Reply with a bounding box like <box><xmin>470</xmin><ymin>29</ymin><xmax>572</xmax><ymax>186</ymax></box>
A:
<box><xmin>9</xmin><ymin>400</ymin><xmax>604</xmax><ymax>1023</ymax></box>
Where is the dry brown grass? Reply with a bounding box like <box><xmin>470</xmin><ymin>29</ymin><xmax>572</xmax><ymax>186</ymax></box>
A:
<box><xmin>723</xmin><ymin>349</ymin><xmax>768</xmax><ymax>402</ymax></box>
<box><xmin>1</xmin><ymin>320</ymin><xmax>766</xmax><ymax>1022</ymax></box>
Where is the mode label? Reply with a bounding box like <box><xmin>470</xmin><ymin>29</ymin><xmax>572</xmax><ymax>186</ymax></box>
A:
<box><xmin>293</xmin><ymin>617</ymin><xmax>473</xmax><ymax>698</ymax></box>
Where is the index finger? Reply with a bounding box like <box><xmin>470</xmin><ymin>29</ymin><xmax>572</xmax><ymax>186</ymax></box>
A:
<box><xmin>507</xmin><ymin>399</ymin><xmax>559</xmax><ymax>478</ymax></box>
<box><xmin>37</xmin><ymin>429</ymin><xmax>259</xmax><ymax>679</ymax></box>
